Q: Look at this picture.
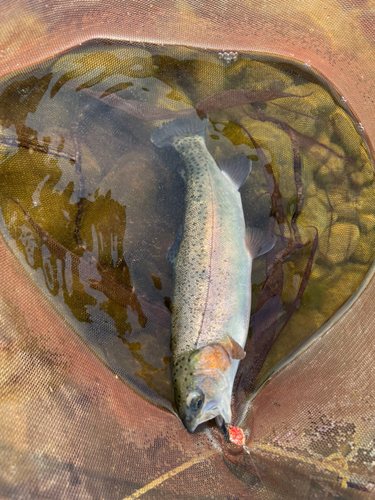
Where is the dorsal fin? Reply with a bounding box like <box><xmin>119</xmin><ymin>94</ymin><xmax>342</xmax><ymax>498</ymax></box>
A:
<box><xmin>217</xmin><ymin>155</ymin><xmax>252</xmax><ymax>189</ymax></box>
<box><xmin>246</xmin><ymin>227</ymin><xmax>276</xmax><ymax>259</ymax></box>
<box><xmin>166</xmin><ymin>226</ymin><xmax>183</xmax><ymax>267</ymax></box>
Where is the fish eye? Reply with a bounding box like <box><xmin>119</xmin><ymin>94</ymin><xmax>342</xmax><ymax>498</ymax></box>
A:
<box><xmin>189</xmin><ymin>393</ymin><xmax>204</xmax><ymax>412</ymax></box>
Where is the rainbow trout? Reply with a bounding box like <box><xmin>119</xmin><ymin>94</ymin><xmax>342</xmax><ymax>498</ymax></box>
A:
<box><xmin>151</xmin><ymin>115</ymin><xmax>275</xmax><ymax>433</ymax></box>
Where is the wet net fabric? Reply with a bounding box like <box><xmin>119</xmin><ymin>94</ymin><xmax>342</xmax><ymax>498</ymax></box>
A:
<box><xmin>0</xmin><ymin>1</ymin><xmax>375</xmax><ymax>499</ymax></box>
<box><xmin>2</xmin><ymin>214</ymin><xmax>375</xmax><ymax>499</ymax></box>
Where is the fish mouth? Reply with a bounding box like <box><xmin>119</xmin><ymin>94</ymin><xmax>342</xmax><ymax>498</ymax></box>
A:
<box><xmin>185</xmin><ymin>421</ymin><xmax>198</xmax><ymax>434</ymax></box>
<box><xmin>182</xmin><ymin>414</ymin><xmax>202</xmax><ymax>433</ymax></box>
<box><xmin>182</xmin><ymin>406</ymin><xmax>222</xmax><ymax>433</ymax></box>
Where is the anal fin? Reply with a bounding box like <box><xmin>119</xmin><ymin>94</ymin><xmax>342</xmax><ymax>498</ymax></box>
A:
<box><xmin>217</xmin><ymin>155</ymin><xmax>252</xmax><ymax>190</ymax></box>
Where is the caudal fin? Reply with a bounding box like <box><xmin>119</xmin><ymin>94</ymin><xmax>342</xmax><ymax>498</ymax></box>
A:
<box><xmin>151</xmin><ymin>114</ymin><xmax>208</xmax><ymax>148</ymax></box>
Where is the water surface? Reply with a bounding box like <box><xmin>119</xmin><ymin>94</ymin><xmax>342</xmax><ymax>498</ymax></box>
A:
<box><xmin>0</xmin><ymin>40</ymin><xmax>373</xmax><ymax>410</ymax></box>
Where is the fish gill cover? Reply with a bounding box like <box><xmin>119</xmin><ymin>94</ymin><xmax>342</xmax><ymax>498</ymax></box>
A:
<box><xmin>0</xmin><ymin>41</ymin><xmax>374</xmax><ymax>456</ymax></box>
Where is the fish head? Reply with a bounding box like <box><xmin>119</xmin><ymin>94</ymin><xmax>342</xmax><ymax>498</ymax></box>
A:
<box><xmin>173</xmin><ymin>344</ymin><xmax>234</xmax><ymax>433</ymax></box>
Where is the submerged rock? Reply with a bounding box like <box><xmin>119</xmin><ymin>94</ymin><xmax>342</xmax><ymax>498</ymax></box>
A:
<box><xmin>319</xmin><ymin>223</ymin><xmax>360</xmax><ymax>265</ymax></box>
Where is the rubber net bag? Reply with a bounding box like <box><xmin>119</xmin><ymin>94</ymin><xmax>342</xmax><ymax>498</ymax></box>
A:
<box><xmin>0</xmin><ymin>1</ymin><xmax>374</xmax><ymax>499</ymax></box>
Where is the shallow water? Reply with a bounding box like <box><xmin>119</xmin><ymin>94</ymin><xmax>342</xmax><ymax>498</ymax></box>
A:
<box><xmin>0</xmin><ymin>40</ymin><xmax>373</xmax><ymax>410</ymax></box>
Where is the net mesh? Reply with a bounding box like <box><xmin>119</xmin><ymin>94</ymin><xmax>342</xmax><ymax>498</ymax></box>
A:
<box><xmin>0</xmin><ymin>1</ymin><xmax>375</xmax><ymax>499</ymax></box>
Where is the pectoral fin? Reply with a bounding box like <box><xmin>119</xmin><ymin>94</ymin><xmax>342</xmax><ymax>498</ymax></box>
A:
<box><xmin>222</xmin><ymin>335</ymin><xmax>246</xmax><ymax>360</ymax></box>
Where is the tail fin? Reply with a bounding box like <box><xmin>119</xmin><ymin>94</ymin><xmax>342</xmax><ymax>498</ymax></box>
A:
<box><xmin>151</xmin><ymin>114</ymin><xmax>208</xmax><ymax>148</ymax></box>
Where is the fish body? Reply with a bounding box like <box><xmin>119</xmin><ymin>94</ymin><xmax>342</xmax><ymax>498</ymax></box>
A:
<box><xmin>151</xmin><ymin>115</ymin><xmax>275</xmax><ymax>432</ymax></box>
